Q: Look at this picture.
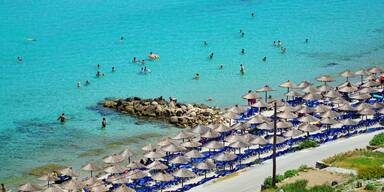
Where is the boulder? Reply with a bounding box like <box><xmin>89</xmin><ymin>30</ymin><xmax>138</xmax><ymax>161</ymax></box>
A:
<box><xmin>170</xmin><ymin>116</ymin><xmax>179</xmax><ymax>124</ymax></box>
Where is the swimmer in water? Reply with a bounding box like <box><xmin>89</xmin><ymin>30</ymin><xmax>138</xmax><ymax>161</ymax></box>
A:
<box><xmin>241</xmin><ymin>32</ymin><xmax>245</xmax><ymax>38</ymax></box>
<box><xmin>277</xmin><ymin>40</ymin><xmax>282</xmax><ymax>47</ymax></box>
<box><xmin>251</xmin><ymin>13</ymin><xmax>255</xmax><ymax>17</ymax></box>
<box><xmin>77</xmin><ymin>81</ymin><xmax>81</xmax><ymax>88</ymax></box>
<box><xmin>194</xmin><ymin>73</ymin><xmax>200</xmax><ymax>80</ymax></box>
<box><xmin>112</xmin><ymin>66</ymin><xmax>116</xmax><ymax>72</ymax></box>
<box><xmin>85</xmin><ymin>80</ymin><xmax>90</xmax><ymax>86</ymax></box>
<box><xmin>241</xmin><ymin>48</ymin><xmax>245</xmax><ymax>55</ymax></box>
<box><xmin>203</xmin><ymin>41</ymin><xmax>208</xmax><ymax>46</ymax></box>
<box><xmin>219</xmin><ymin>64</ymin><xmax>224</xmax><ymax>69</ymax></box>
<box><xmin>305</xmin><ymin>38</ymin><xmax>309</xmax><ymax>43</ymax></box>
<box><xmin>96</xmin><ymin>71</ymin><xmax>101</xmax><ymax>77</ymax></box>
<box><xmin>133</xmin><ymin>57</ymin><xmax>137</xmax><ymax>63</ymax></box>
<box><xmin>240</xmin><ymin>64</ymin><xmax>245</xmax><ymax>74</ymax></box>
<box><xmin>120</xmin><ymin>36</ymin><xmax>124</xmax><ymax>41</ymax></box>
<box><xmin>281</xmin><ymin>47</ymin><xmax>287</xmax><ymax>54</ymax></box>
<box><xmin>141</xmin><ymin>59</ymin><xmax>145</xmax><ymax>65</ymax></box>
<box><xmin>273</xmin><ymin>41</ymin><xmax>276</xmax><ymax>46</ymax></box>
<box><xmin>209</xmin><ymin>53</ymin><xmax>214</xmax><ymax>59</ymax></box>
<box><xmin>102</xmin><ymin>117</ymin><xmax>107</xmax><ymax>128</ymax></box>
<box><xmin>57</xmin><ymin>113</ymin><xmax>67</xmax><ymax>123</ymax></box>
<box><xmin>262</xmin><ymin>56</ymin><xmax>267</xmax><ymax>62</ymax></box>
<box><xmin>240</xmin><ymin>29</ymin><xmax>243</xmax><ymax>33</ymax></box>
<box><xmin>207</xmin><ymin>97</ymin><xmax>213</xmax><ymax>102</ymax></box>
<box><xmin>17</xmin><ymin>56</ymin><xmax>23</xmax><ymax>63</ymax></box>
<box><xmin>97</xmin><ymin>64</ymin><xmax>100</xmax><ymax>68</ymax></box>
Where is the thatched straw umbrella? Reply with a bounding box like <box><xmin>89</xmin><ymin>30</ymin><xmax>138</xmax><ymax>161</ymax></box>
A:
<box><xmin>303</xmin><ymin>86</ymin><xmax>319</xmax><ymax>93</ymax></box>
<box><xmin>126</xmin><ymin>161</ymin><xmax>145</xmax><ymax>169</ymax></box>
<box><xmin>185</xmin><ymin>150</ymin><xmax>203</xmax><ymax>158</ymax></box>
<box><xmin>38</xmin><ymin>174</ymin><xmax>57</xmax><ymax>188</ymax></box>
<box><xmin>368</xmin><ymin>66</ymin><xmax>383</xmax><ymax>74</ymax></box>
<box><xmin>298</xmin><ymin>123</ymin><xmax>320</xmax><ymax>136</ymax></box>
<box><xmin>144</xmin><ymin>151</ymin><xmax>166</xmax><ymax>159</ymax></box>
<box><xmin>18</xmin><ymin>183</ymin><xmax>43</xmax><ymax>192</ymax></box>
<box><xmin>82</xmin><ymin>162</ymin><xmax>100</xmax><ymax>177</ymax></box>
<box><xmin>172</xmin><ymin>169</ymin><xmax>197</xmax><ymax>187</ymax></box>
<box><xmin>59</xmin><ymin>167</ymin><xmax>79</xmax><ymax>177</ymax></box>
<box><xmin>340</xmin><ymin>70</ymin><xmax>356</xmax><ymax>82</ymax></box>
<box><xmin>181</xmin><ymin>140</ymin><xmax>202</xmax><ymax>148</ymax></box>
<box><xmin>298</xmin><ymin>115</ymin><xmax>320</xmax><ymax>123</ymax></box>
<box><xmin>298</xmin><ymin>80</ymin><xmax>312</xmax><ymax>89</ymax></box>
<box><xmin>152</xmin><ymin>172</ymin><xmax>175</xmax><ymax>191</ymax></box>
<box><xmin>103</xmin><ymin>154</ymin><xmax>124</xmax><ymax>164</ymax></box>
<box><xmin>147</xmin><ymin>161</ymin><xmax>168</xmax><ymax>170</ymax></box>
<box><xmin>43</xmin><ymin>186</ymin><xmax>64</xmax><ymax>192</ymax></box>
<box><xmin>170</xmin><ymin>156</ymin><xmax>190</xmax><ymax>165</ymax></box>
<box><xmin>205</xmin><ymin>141</ymin><xmax>224</xmax><ymax>150</ymax></box>
<box><xmin>200</xmin><ymin>129</ymin><xmax>220</xmax><ymax>139</ymax></box>
<box><xmin>115</xmin><ymin>185</ymin><xmax>135</xmax><ymax>192</ymax></box>
<box><xmin>324</xmin><ymin>90</ymin><xmax>342</xmax><ymax>99</ymax></box>
<box><xmin>195</xmin><ymin>160</ymin><xmax>216</xmax><ymax>178</ymax></box>
<box><xmin>120</xmin><ymin>148</ymin><xmax>134</xmax><ymax>164</ymax></box>
<box><xmin>256</xmin><ymin>85</ymin><xmax>275</xmax><ymax>103</ymax></box>
<box><xmin>191</xmin><ymin>125</ymin><xmax>209</xmax><ymax>134</ymax></box>
<box><xmin>317</xmin><ymin>75</ymin><xmax>335</xmax><ymax>85</ymax></box>
<box><xmin>355</xmin><ymin>69</ymin><xmax>369</xmax><ymax>83</ymax></box>
<box><xmin>173</xmin><ymin>130</ymin><xmax>195</xmax><ymax>141</ymax></box>
<box><xmin>142</xmin><ymin>143</ymin><xmax>157</xmax><ymax>152</ymax></box>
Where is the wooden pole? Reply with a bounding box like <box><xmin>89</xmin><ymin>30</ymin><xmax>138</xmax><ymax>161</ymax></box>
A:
<box><xmin>272</xmin><ymin>101</ymin><xmax>277</xmax><ymax>187</ymax></box>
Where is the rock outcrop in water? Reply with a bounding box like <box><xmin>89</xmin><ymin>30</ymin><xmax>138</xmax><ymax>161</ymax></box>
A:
<box><xmin>101</xmin><ymin>97</ymin><xmax>222</xmax><ymax>128</ymax></box>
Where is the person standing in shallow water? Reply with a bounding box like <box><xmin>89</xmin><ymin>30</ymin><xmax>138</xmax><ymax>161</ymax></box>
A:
<box><xmin>240</xmin><ymin>64</ymin><xmax>245</xmax><ymax>74</ymax></box>
<box><xmin>1</xmin><ymin>183</ymin><xmax>6</xmax><ymax>192</ymax></box>
<box><xmin>57</xmin><ymin>113</ymin><xmax>67</xmax><ymax>123</ymax></box>
<box><xmin>102</xmin><ymin>118</ymin><xmax>107</xmax><ymax>128</ymax></box>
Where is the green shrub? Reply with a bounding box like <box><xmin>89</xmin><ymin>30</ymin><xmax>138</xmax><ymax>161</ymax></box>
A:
<box><xmin>263</xmin><ymin>175</ymin><xmax>285</xmax><ymax>189</ymax></box>
<box><xmin>364</xmin><ymin>183</ymin><xmax>376</xmax><ymax>190</ymax></box>
<box><xmin>298</xmin><ymin>139</ymin><xmax>319</xmax><ymax>150</ymax></box>
<box><xmin>280</xmin><ymin>179</ymin><xmax>308</xmax><ymax>192</ymax></box>
<box><xmin>358</xmin><ymin>166</ymin><xmax>384</xmax><ymax>179</ymax></box>
<box><xmin>309</xmin><ymin>185</ymin><xmax>334</xmax><ymax>192</ymax></box>
<box><xmin>369</xmin><ymin>133</ymin><xmax>384</xmax><ymax>147</ymax></box>
<box><xmin>284</xmin><ymin>169</ymin><xmax>299</xmax><ymax>178</ymax></box>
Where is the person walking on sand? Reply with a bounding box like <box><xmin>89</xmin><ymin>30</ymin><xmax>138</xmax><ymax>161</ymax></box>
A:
<box><xmin>57</xmin><ymin>113</ymin><xmax>67</xmax><ymax>123</ymax></box>
<box><xmin>102</xmin><ymin>117</ymin><xmax>107</xmax><ymax>128</ymax></box>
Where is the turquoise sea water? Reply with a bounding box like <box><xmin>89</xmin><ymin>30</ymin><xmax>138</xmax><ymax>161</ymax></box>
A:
<box><xmin>1</xmin><ymin>0</ymin><xmax>384</xmax><ymax>185</ymax></box>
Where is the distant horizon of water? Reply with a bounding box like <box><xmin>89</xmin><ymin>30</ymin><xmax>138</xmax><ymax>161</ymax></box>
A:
<box><xmin>1</xmin><ymin>0</ymin><xmax>384</xmax><ymax>187</ymax></box>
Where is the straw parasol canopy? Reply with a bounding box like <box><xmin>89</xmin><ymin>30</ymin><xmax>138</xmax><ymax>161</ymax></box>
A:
<box><xmin>359</xmin><ymin>87</ymin><xmax>378</xmax><ymax>94</ymax></box>
<box><xmin>147</xmin><ymin>161</ymin><xmax>168</xmax><ymax>170</ymax></box>
<box><xmin>340</xmin><ymin>70</ymin><xmax>356</xmax><ymax>81</ymax></box>
<box><xmin>200</xmin><ymin>129</ymin><xmax>220</xmax><ymax>138</ymax></box>
<box><xmin>267</xmin><ymin>136</ymin><xmax>286</xmax><ymax>144</ymax></box>
<box><xmin>222</xmin><ymin>111</ymin><xmax>240</xmax><ymax>120</ymax></box>
<box><xmin>191</xmin><ymin>125</ymin><xmax>209</xmax><ymax>134</ymax></box>
<box><xmin>207</xmin><ymin>124</ymin><xmax>219</xmax><ymax>129</ymax></box>
<box><xmin>241</xmin><ymin>134</ymin><xmax>257</xmax><ymax>142</ymax></box>
<box><xmin>278</xmin><ymin>104</ymin><xmax>297</xmax><ymax>112</ymax></box>
<box><xmin>320</xmin><ymin>117</ymin><xmax>339</xmax><ymax>125</ymax></box>
<box><xmin>350</xmin><ymin>93</ymin><xmax>371</xmax><ymax>100</ymax></box>
<box><xmin>250</xmin><ymin>136</ymin><xmax>268</xmax><ymax>145</ymax></box>
<box><xmin>43</xmin><ymin>186</ymin><xmax>64</xmax><ymax>192</ymax></box>
<box><xmin>213</xmin><ymin>152</ymin><xmax>237</xmax><ymax>162</ymax></box>
<box><xmin>242</xmin><ymin>92</ymin><xmax>260</xmax><ymax>100</ymax></box>
<box><xmin>338</xmin><ymin>83</ymin><xmax>358</xmax><ymax>93</ymax></box>
<box><xmin>185</xmin><ymin>150</ymin><xmax>203</xmax><ymax>158</ymax></box>
<box><xmin>170</xmin><ymin>156</ymin><xmax>190</xmax><ymax>164</ymax></box>
<box><xmin>82</xmin><ymin>162</ymin><xmax>100</xmax><ymax>172</ymax></box>
<box><xmin>214</xmin><ymin>124</ymin><xmax>233</xmax><ymax>133</ymax></box>
<box><xmin>227</xmin><ymin>105</ymin><xmax>249</xmax><ymax>114</ymax></box>
<box><xmin>181</xmin><ymin>140</ymin><xmax>202</xmax><ymax>148</ymax></box>
<box><xmin>302</xmin><ymin>86</ymin><xmax>319</xmax><ymax>93</ymax></box>
<box><xmin>173</xmin><ymin>168</ymin><xmax>197</xmax><ymax>179</ymax></box>
<box><xmin>19</xmin><ymin>183</ymin><xmax>43</xmax><ymax>192</ymax></box>
<box><xmin>356</xmin><ymin>103</ymin><xmax>371</xmax><ymax>111</ymax></box>
<box><xmin>257</xmin><ymin>122</ymin><xmax>274</xmax><ymax>130</ymax></box>
<box><xmin>355</xmin><ymin>69</ymin><xmax>369</xmax><ymax>76</ymax></box>
<box><xmin>277</xmin><ymin>110</ymin><xmax>297</xmax><ymax>119</ymax></box>
<box><xmin>157</xmin><ymin>137</ymin><xmax>178</xmax><ymax>147</ymax></box>
<box><xmin>104</xmin><ymin>165</ymin><xmax>124</xmax><ymax>174</ymax></box>
<box><xmin>321</xmin><ymin>110</ymin><xmax>339</xmax><ymax>118</ymax></box>
<box><xmin>59</xmin><ymin>167</ymin><xmax>79</xmax><ymax>177</ymax></box>
<box><xmin>195</xmin><ymin>159</ymin><xmax>216</xmax><ymax>170</ymax></box>
<box><xmin>276</xmin><ymin>121</ymin><xmax>293</xmax><ymax>129</ymax></box>
<box><xmin>298</xmin><ymin>123</ymin><xmax>320</xmax><ymax>133</ymax></box>
<box><xmin>338</xmin><ymin>103</ymin><xmax>357</xmax><ymax>111</ymax></box>
<box><xmin>61</xmin><ymin>179</ymin><xmax>83</xmax><ymax>191</ymax></box>
<box><xmin>362</xmin><ymin>80</ymin><xmax>380</xmax><ymax>88</ymax></box>
<box><xmin>144</xmin><ymin>151</ymin><xmax>166</xmax><ymax>159</ymax></box>
<box><xmin>303</xmin><ymin>93</ymin><xmax>322</xmax><ymax>100</ymax></box>
<box><xmin>283</xmin><ymin>129</ymin><xmax>304</xmax><ymax>138</ymax></box>
<box><xmin>285</xmin><ymin>90</ymin><xmax>304</xmax><ymax>98</ymax></box>
<box><xmin>83</xmin><ymin>177</ymin><xmax>97</xmax><ymax>186</ymax></box>
<box><xmin>318</xmin><ymin>85</ymin><xmax>333</xmax><ymax>92</ymax></box>
<box><xmin>316</xmin><ymin>75</ymin><xmax>335</xmax><ymax>84</ymax></box>
<box><xmin>103</xmin><ymin>154</ymin><xmax>124</xmax><ymax>164</ymax></box>
<box><xmin>299</xmin><ymin>115</ymin><xmax>320</xmax><ymax>123</ymax></box>
<box><xmin>358</xmin><ymin>108</ymin><xmax>375</xmax><ymax>116</ymax></box>
<box><xmin>172</xmin><ymin>130</ymin><xmax>195</xmax><ymax>140</ymax></box>
<box><xmin>126</xmin><ymin>161</ymin><xmax>145</xmax><ymax>169</ymax></box>
<box><xmin>151</xmin><ymin>172</ymin><xmax>174</xmax><ymax>182</ymax></box>
<box><xmin>256</xmin><ymin>85</ymin><xmax>275</xmax><ymax>102</ymax></box>
<box><xmin>205</xmin><ymin>141</ymin><xmax>224</xmax><ymax>150</ymax></box>
<box><xmin>297</xmin><ymin>106</ymin><xmax>315</xmax><ymax>114</ymax></box>
<box><xmin>142</xmin><ymin>143</ymin><xmax>157</xmax><ymax>152</ymax></box>
<box><xmin>315</xmin><ymin>105</ymin><xmax>331</xmax><ymax>113</ymax></box>
<box><xmin>232</xmin><ymin>122</ymin><xmax>249</xmax><ymax>131</ymax></box>
<box><xmin>162</xmin><ymin>143</ymin><xmax>186</xmax><ymax>153</ymax></box>
<box><xmin>251</xmin><ymin>100</ymin><xmax>267</xmax><ymax>108</ymax></box>
<box><xmin>298</xmin><ymin>80</ymin><xmax>312</xmax><ymax>89</ymax></box>
<box><xmin>368</xmin><ymin>66</ymin><xmax>383</xmax><ymax>74</ymax></box>
<box><xmin>91</xmin><ymin>184</ymin><xmax>109</xmax><ymax>192</ymax></box>
<box><xmin>324</xmin><ymin>90</ymin><xmax>342</xmax><ymax>98</ymax></box>
<box><xmin>115</xmin><ymin>185</ymin><xmax>135</xmax><ymax>192</ymax></box>
<box><xmin>332</xmin><ymin>97</ymin><xmax>349</xmax><ymax>105</ymax></box>
<box><xmin>229</xmin><ymin>140</ymin><xmax>250</xmax><ymax>149</ymax></box>
<box><xmin>120</xmin><ymin>148</ymin><xmax>134</xmax><ymax>159</ymax></box>
<box><xmin>247</xmin><ymin>114</ymin><xmax>269</xmax><ymax>124</ymax></box>
<box><xmin>341</xmin><ymin>118</ymin><xmax>358</xmax><ymax>126</ymax></box>
<box><xmin>127</xmin><ymin>170</ymin><xmax>148</xmax><ymax>180</ymax></box>
<box><xmin>225</xmin><ymin>134</ymin><xmax>245</xmax><ymax>143</ymax></box>
<box><xmin>280</xmin><ymin>80</ymin><xmax>298</xmax><ymax>93</ymax></box>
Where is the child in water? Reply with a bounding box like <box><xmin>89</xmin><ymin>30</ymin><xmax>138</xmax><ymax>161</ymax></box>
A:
<box><xmin>240</xmin><ymin>64</ymin><xmax>245</xmax><ymax>74</ymax></box>
<box><xmin>194</xmin><ymin>73</ymin><xmax>200</xmax><ymax>80</ymax></box>
<box><xmin>102</xmin><ymin>118</ymin><xmax>107</xmax><ymax>128</ymax></box>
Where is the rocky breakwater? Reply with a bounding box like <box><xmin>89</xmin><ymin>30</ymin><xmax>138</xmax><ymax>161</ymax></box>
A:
<box><xmin>102</xmin><ymin>97</ymin><xmax>222</xmax><ymax>128</ymax></box>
